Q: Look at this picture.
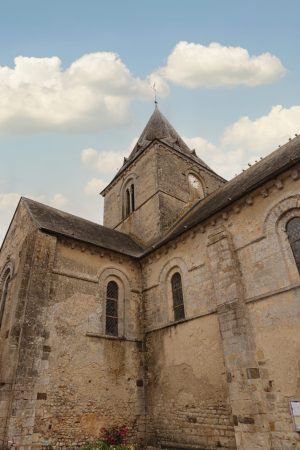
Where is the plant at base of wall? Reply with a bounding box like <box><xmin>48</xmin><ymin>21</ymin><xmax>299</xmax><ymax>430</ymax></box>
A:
<box><xmin>101</xmin><ymin>425</ymin><xmax>129</xmax><ymax>445</ymax></box>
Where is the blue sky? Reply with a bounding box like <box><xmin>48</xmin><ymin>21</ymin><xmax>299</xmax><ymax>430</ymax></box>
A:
<box><xmin>1</xmin><ymin>0</ymin><xmax>300</xmax><ymax>243</ymax></box>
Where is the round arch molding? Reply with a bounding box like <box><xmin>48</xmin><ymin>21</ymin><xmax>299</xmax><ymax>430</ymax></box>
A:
<box><xmin>263</xmin><ymin>195</ymin><xmax>300</xmax><ymax>235</ymax></box>
<box><xmin>263</xmin><ymin>195</ymin><xmax>300</xmax><ymax>284</ymax></box>
<box><xmin>98</xmin><ymin>267</ymin><xmax>131</xmax><ymax>337</ymax></box>
<box><xmin>158</xmin><ymin>257</ymin><xmax>189</xmax><ymax>323</ymax></box>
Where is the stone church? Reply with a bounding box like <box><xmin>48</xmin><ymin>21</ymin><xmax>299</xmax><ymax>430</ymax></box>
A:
<box><xmin>0</xmin><ymin>107</ymin><xmax>300</xmax><ymax>450</ymax></box>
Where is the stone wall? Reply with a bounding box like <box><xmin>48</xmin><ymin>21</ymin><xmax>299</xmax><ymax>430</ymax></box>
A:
<box><xmin>140</xmin><ymin>166</ymin><xmax>300</xmax><ymax>449</ymax></box>
<box><xmin>1</xmin><ymin>164</ymin><xmax>300</xmax><ymax>450</ymax></box>
<box><xmin>103</xmin><ymin>142</ymin><xmax>224</xmax><ymax>246</ymax></box>
<box><xmin>4</xmin><ymin>233</ymin><xmax>145</xmax><ymax>448</ymax></box>
<box><xmin>141</xmin><ymin>234</ymin><xmax>235</xmax><ymax>449</ymax></box>
<box><xmin>230</xmin><ymin>174</ymin><xmax>300</xmax><ymax>449</ymax></box>
<box><xmin>0</xmin><ymin>202</ymin><xmax>36</xmax><ymax>446</ymax></box>
<box><xmin>103</xmin><ymin>144</ymin><xmax>160</xmax><ymax>245</ymax></box>
<box><xmin>145</xmin><ymin>319</ymin><xmax>235</xmax><ymax>449</ymax></box>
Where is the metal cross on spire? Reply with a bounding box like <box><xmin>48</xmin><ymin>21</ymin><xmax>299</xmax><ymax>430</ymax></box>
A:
<box><xmin>152</xmin><ymin>82</ymin><xmax>158</xmax><ymax>108</ymax></box>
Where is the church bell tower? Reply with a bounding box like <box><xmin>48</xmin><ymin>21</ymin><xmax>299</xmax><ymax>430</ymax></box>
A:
<box><xmin>101</xmin><ymin>107</ymin><xmax>225</xmax><ymax>246</ymax></box>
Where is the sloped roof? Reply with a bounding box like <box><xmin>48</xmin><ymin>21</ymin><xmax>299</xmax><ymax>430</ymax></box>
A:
<box><xmin>147</xmin><ymin>134</ymin><xmax>300</xmax><ymax>252</ymax></box>
<box><xmin>22</xmin><ymin>198</ymin><xmax>144</xmax><ymax>257</ymax></box>
<box><xmin>128</xmin><ymin>107</ymin><xmax>210</xmax><ymax>168</ymax></box>
<box><xmin>102</xmin><ymin>107</ymin><xmax>218</xmax><ymax>194</ymax></box>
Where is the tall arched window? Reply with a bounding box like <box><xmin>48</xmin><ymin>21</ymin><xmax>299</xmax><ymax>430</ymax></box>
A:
<box><xmin>0</xmin><ymin>269</ymin><xmax>11</xmax><ymax>329</ymax></box>
<box><xmin>286</xmin><ymin>217</ymin><xmax>300</xmax><ymax>273</ymax></box>
<box><xmin>105</xmin><ymin>281</ymin><xmax>118</xmax><ymax>336</ymax></box>
<box><xmin>124</xmin><ymin>182</ymin><xmax>135</xmax><ymax>218</ymax></box>
<box><xmin>130</xmin><ymin>184</ymin><xmax>135</xmax><ymax>212</ymax></box>
<box><xmin>125</xmin><ymin>188</ymin><xmax>130</xmax><ymax>217</ymax></box>
<box><xmin>171</xmin><ymin>272</ymin><xmax>185</xmax><ymax>321</ymax></box>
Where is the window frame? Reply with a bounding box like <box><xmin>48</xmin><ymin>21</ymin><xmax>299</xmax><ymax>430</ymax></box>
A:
<box><xmin>286</xmin><ymin>217</ymin><xmax>300</xmax><ymax>273</ymax></box>
<box><xmin>171</xmin><ymin>272</ymin><xmax>185</xmax><ymax>322</ymax></box>
<box><xmin>125</xmin><ymin>188</ymin><xmax>131</xmax><ymax>217</ymax></box>
<box><xmin>123</xmin><ymin>179</ymin><xmax>136</xmax><ymax>219</ymax></box>
<box><xmin>130</xmin><ymin>184</ymin><xmax>135</xmax><ymax>212</ymax></box>
<box><xmin>105</xmin><ymin>280</ymin><xmax>119</xmax><ymax>337</ymax></box>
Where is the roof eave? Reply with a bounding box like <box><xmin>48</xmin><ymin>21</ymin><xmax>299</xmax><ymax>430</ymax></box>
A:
<box><xmin>38</xmin><ymin>226</ymin><xmax>143</xmax><ymax>258</ymax></box>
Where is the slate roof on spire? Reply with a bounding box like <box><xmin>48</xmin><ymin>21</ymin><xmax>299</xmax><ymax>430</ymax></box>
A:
<box><xmin>102</xmin><ymin>107</ymin><xmax>218</xmax><ymax>194</ymax></box>
<box><xmin>128</xmin><ymin>107</ymin><xmax>209</xmax><ymax>168</ymax></box>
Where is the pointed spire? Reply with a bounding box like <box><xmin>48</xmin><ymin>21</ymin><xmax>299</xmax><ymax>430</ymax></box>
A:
<box><xmin>102</xmin><ymin>107</ymin><xmax>216</xmax><ymax>193</ymax></box>
<box><xmin>127</xmin><ymin>107</ymin><xmax>210</xmax><ymax>169</ymax></box>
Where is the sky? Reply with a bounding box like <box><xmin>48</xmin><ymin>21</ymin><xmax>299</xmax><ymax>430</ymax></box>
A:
<box><xmin>1</xmin><ymin>0</ymin><xmax>300</xmax><ymax>244</ymax></box>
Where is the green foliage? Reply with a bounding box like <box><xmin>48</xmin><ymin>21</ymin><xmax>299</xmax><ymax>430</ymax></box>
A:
<box><xmin>40</xmin><ymin>425</ymin><xmax>140</xmax><ymax>450</ymax></box>
<box><xmin>80</xmin><ymin>442</ymin><xmax>138</xmax><ymax>450</ymax></box>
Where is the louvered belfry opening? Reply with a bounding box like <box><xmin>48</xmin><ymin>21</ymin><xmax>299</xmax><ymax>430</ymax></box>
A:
<box><xmin>105</xmin><ymin>281</ymin><xmax>118</xmax><ymax>336</ymax></box>
<box><xmin>171</xmin><ymin>272</ymin><xmax>185</xmax><ymax>321</ymax></box>
<box><xmin>287</xmin><ymin>217</ymin><xmax>300</xmax><ymax>273</ymax></box>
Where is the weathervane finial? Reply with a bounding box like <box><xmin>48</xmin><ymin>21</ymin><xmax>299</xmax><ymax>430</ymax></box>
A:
<box><xmin>152</xmin><ymin>82</ymin><xmax>158</xmax><ymax>108</ymax></box>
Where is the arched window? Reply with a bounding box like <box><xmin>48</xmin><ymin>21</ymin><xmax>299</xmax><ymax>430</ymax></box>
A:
<box><xmin>130</xmin><ymin>184</ymin><xmax>135</xmax><ymax>212</ymax></box>
<box><xmin>171</xmin><ymin>272</ymin><xmax>185</xmax><ymax>321</ymax></box>
<box><xmin>124</xmin><ymin>182</ymin><xmax>135</xmax><ymax>218</ymax></box>
<box><xmin>105</xmin><ymin>281</ymin><xmax>118</xmax><ymax>336</ymax></box>
<box><xmin>125</xmin><ymin>188</ymin><xmax>131</xmax><ymax>217</ymax></box>
<box><xmin>0</xmin><ymin>269</ymin><xmax>11</xmax><ymax>329</ymax></box>
<box><xmin>286</xmin><ymin>217</ymin><xmax>300</xmax><ymax>273</ymax></box>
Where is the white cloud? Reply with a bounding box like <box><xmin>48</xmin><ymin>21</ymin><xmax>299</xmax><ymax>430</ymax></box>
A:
<box><xmin>0</xmin><ymin>192</ymin><xmax>20</xmax><ymax>209</ymax></box>
<box><xmin>0</xmin><ymin>42</ymin><xmax>285</xmax><ymax>134</ymax></box>
<box><xmin>221</xmin><ymin>105</ymin><xmax>300</xmax><ymax>153</ymax></box>
<box><xmin>84</xmin><ymin>178</ymin><xmax>107</xmax><ymax>195</ymax></box>
<box><xmin>184</xmin><ymin>136</ymin><xmax>246</xmax><ymax>179</ymax></box>
<box><xmin>50</xmin><ymin>193</ymin><xmax>68</xmax><ymax>208</ymax></box>
<box><xmin>0</xmin><ymin>52</ymin><xmax>161</xmax><ymax>133</ymax></box>
<box><xmin>184</xmin><ymin>104</ymin><xmax>300</xmax><ymax>179</ymax></box>
<box><xmin>157</xmin><ymin>41</ymin><xmax>285</xmax><ymax>88</ymax></box>
<box><xmin>81</xmin><ymin>148</ymin><xmax>127</xmax><ymax>173</ymax></box>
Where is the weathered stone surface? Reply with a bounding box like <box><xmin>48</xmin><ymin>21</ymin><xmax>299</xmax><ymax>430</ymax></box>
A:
<box><xmin>0</xmin><ymin>109</ymin><xmax>300</xmax><ymax>450</ymax></box>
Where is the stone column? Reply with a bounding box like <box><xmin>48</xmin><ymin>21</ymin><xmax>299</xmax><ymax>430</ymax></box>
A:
<box><xmin>207</xmin><ymin>226</ymin><xmax>271</xmax><ymax>450</ymax></box>
<box><xmin>6</xmin><ymin>231</ymin><xmax>57</xmax><ymax>449</ymax></box>
<box><xmin>0</xmin><ymin>233</ymin><xmax>36</xmax><ymax>446</ymax></box>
